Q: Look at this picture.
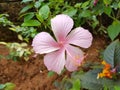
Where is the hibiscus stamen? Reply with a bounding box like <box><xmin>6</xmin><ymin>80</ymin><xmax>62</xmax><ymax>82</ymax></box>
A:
<box><xmin>73</xmin><ymin>55</ymin><xmax>85</xmax><ymax>66</ymax></box>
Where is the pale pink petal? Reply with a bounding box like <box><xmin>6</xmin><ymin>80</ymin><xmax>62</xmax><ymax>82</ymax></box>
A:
<box><xmin>67</xmin><ymin>27</ymin><xmax>93</xmax><ymax>48</ymax></box>
<box><xmin>65</xmin><ymin>45</ymin><xmax>84</xmax><ymax>71</ymax></box>
<box><xmin>51</xmin><ymin>14</ymin><xmax>73</xmax><ymax>41</ymax></box>
<box><xmin>44</xmin><ymin>49</ymin><xmax>65</xmax><ymax>74</ymax></box>
<box><xmin>32</xmin><ymin>32</ymin><xmax>59</xmax><ymax>54</ymax></box>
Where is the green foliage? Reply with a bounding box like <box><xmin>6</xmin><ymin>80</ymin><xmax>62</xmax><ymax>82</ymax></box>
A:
<box><xmin>70</xmin><ymin>79</ymin><xmax>81</xmax><ymax>90</ymax></box>
<box><xmin>23</xmin><ymin>12</ymin><xmax>34</xmax><ymax>21</ymax></box>
<box><xmin>54</xmin><ymin>71</ymin><xmax>84</xmax><ymax>90</ymax></box>
<box><xmin>58</xmin><ymin>69</ymin><xmax>120</xmax><ymax>90</ymax></box>
<box><xmin>0</xmin><ymin>83</ymin><xmax>15</xmax><ymax>90</ymax></box>
<box><xmin>63</xmin><ymin>8</ymin><xmax>77</xmax><ymax>17</ymax></box>
<box><xmin>39</xmin><ymin>5</ymin><xmax>50</xmax><ymax>20</ymax></box>
<box><xmin>118</xmin><ymin>2</ymin><xmax>120</xmax><ymax>8</ymax></box>
<box><xmin>0</xmin><ymin>42</ymin><xmax>32</xmax><ymax>61</ymax></box>
<box><xmin>20</xmin><ymin>4</ymin><xmax>33</xmax><ymax>14</ymax></box>
<box><xmin>54</xmin><ymin>77</ymin><xmax>73</xmax><ymax>90</ymax></box>
<box><xmin>19</xmin><ymin>0</ymin><xmax>120</xmax><ymax>37</ymax></box>
<box><xmin>22</xmin><ymin>20</ymin><xmax>41</xmax><ymax>26</ymax></box>
<box><xmin>107</xmin><ymin>21</ymin><xmax>120</xmax><ymax>41</ymax></box>
<box><xmin>0</xmin><ymin>12</ymin><xmax>34</xmax><ymax>62</ymax></box>
<box><xmin>21</xmin><ymin>0</ymin><xmax>32</xmax><ymax>3</ymax></box>
<box><xmin>4</xmin><ymin>83</ymin><xmax>16</xmax><ymax>90</ymax></box>
<box><xmin>10</xmin><ymin>26</ymin><xmax>37</xmax><ymax>42</ymax></box>
<box><xmin>0</xmin><ymin>84</ymin><xmax>5</xmax><ymax>90</ymax></box>
<box><xmin>103</xmin><ymin>0</ymin><xmax>112</xmax><ymax>5</ymax></box>
<box><xmin>0</xmin><ymin>14</ymin><xmax>13</xmax><ymax>26</ymax></box>
<box><xmin>103</xmin><ymin>40</ymin><xmax>120</xmax><ymax>68</ymax></box>
<box><xmin>114</xmin><ymin>86</ymin><xmax>120</xmax><ymax>90</ymax></box>
<box><xmin>78</xmin><ymin>69</ymin><xmax>120</xmax><ymax>90</ymax></box>
<box><xmin>0</xmin><ymin>14</ymin><xmax>37</xmax><ymax>42</ymax></box>
<box><xmin>7</xmin><ymin>42</ymin><xmax>32</xmax><ymax>61</ymax></box>
<box><xmin>47</xmin><ymin>71</ymin><xmax>55</xmax><ymax>77</ymax></box>
<box><xmin>78</xmin><ymin>69</ymin><xmax>103</xmax><ymax>90</ymax></box>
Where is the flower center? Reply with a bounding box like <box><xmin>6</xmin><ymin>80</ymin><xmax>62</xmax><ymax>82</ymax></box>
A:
<box><xmin>58</xmin><ymin>41</ymin><xmax>66</xmax><ymax>48</ymax></box>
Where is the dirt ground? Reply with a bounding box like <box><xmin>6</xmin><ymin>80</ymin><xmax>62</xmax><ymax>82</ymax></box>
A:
<box><xmin>0</xmin><ymin>36</ymin><xmax>107</xmax><ymax>90</ymax></box>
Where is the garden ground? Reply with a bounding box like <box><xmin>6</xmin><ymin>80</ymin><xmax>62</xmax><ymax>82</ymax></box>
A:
<box><xmin>0</xmin><ymin>36</ymin><xmax>107</xmax><ymax>90</ymax></box>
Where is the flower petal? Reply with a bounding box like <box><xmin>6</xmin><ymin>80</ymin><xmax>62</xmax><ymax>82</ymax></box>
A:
<box><xmin>51</xmin><ymin>14</ymin><xmax>73</xmax><ymax>41</ymax></box>
<box><xmin>67</xmin><ymin>27</ymin><xmax>93</xmax><ymax>48</ymax></box>
<box><xmin>32</xmin><ymin>32</ymin><xmax>59</xmax><ymax>54</ymax></box>
<box><xmin>65</xmin><ymin>45</ymin><xmax>84</xmax><ymax>71</ymax></box>
<box><xmin>44</xmin><ymin>49</ymin><xmax>65</xmax><ymax>74</ymax></box>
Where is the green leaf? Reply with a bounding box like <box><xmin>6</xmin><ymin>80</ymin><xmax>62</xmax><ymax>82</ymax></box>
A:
<box><xmin>93</xmin><ymin>3</ymin><xmax>105</xmax><ymax>15</ymax></box>
<box><xmin>114</xmin><ymin>41</ymin><xmax>120</xmax><ymax>68</ymax></box>
<box><xmin>74</xmin><ymin>3</ymin><xmax>82</xmax><ymax>8</ymax></box>
<box><xmin>79</xmin><ymin>69</ymin><xmax>103</xmax><ymax>90</ymax></box>
<box><xmin>53</xmin><ymin>81</ymin><xmax>60</xmax><ymax>88</ymax></box>
<box><xmin>39</xmin><ymin>5</ymin><xmax>50</xmax><ymax>20</ymax></box>
<box><xmin>19</xmin><ymin>50</ymin><xmax>24</xmax><ymax>57</ymax></box>
<box><xmin>0</xmin><ymin>42</ymin><xmax>7</xmax><ymax>45</ymax></box>
<box><xmin>80</xmin><ymin>10</ymin><xmax>91</xmax><ymax>17</ymax></box>
<box><xmin>36</xmin><ymin>13</ymin><xmax>44</xmax><ymax>23</ymax></box>
<box><xmin>103</xmin><ymin>40</ymin><xmax>120</xmax><ymax>68</ymax></box>
<box><xmin>104</xmin><ymin>7</ymin><xmax>112</xmax><ymax>16</ymax></box>
<box><xmin>22</xmin><ymin>0</ymin><xmax>32</xmax><ymax>3</ymax></box>
<box><xmin>103</xmin><ymin>86</ymin><xmax>108</xmax><ymax>90</ymax></box>
<box><xmin>118</xmin><ymin>2</ymin><xmax>120</xmax><ymax>8</ymax></box>
<box><xmin>107</xmin><ymin>21</ymin><xmax>120</xmax><ymax>41</ymax></box>
<box><xmin>81</xmin><ymin>1</ymin><xmax>89</xmax><ymax>9</ymax></box>
<box><xmin>91</xmin><ymin>15</ymin><xmax>99</xmax><ymax>28</ymax></box>
<box><xmin>20</xmin><ymin>4</ymin><xmax>33</xmax><ymax>14</ymax></box>
<box><xmin>103</xmin><ymin>0</ymin><xmax>112</xmax><ymax>5</ymax></box>
<box><xmin>101</xmin><ymin>78</ymin><xmax>120</xmax><ymax>90</ymax></box>
<box><xmin>70</xmin><ymin>79</ymin><xmax>81</xmax><ymax>90</ymax></box>
<box><xmin>63</xmin><ymin>8</ymin><xmax>77</xmax><ymax>17</ymax></box>
<box><xmin>34</xmin><ymin>1</ymin><xmax>41</xmax><ymax>8</ymax></box>
<box><xmin>111</xmin><ymin>2</ymin><xmax>119</xmax><ymax>9</ymax></box>
<box><xmin>24</xmin><ymin>12</ymin><xmax>34</xmax><ymax>21</ymax></box>
<box><xmin>4</xmin><ymin>83</ymin><xmax>16</xmax><ymax>90</ymax></box>
<box><xmin>22</xmin><ymin>20</ymin><xmax>41</xmax><ymax>26</ymax></box>
<box><xmin>18</xmin><ymin>34</ymin><xmax>23</xmax><ymax>41</ymax></box>
<box><xmin>0</xmin><ymin>84</ymin><xmax>5</xmax><ymax>89</ymax></box>
<box><xmin>114</xmin><ymin>86</ymin><xmax>120</xmax><ymax>90</ymax></box>
<box><xmin>47</xmin><ymin>71</ymin><xmax>55</xmax><ymax>77</ymax></box>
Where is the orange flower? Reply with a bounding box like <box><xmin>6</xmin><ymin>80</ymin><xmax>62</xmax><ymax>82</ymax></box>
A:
<box><xmin>101</xmin><ymin>61</ymin><xmax>107</xmax><ymax>65</ymax></box>
<box><xmin>97</xmin><ymin>61</ymin><xmax>113</xmax><ymax>79</ymax></box>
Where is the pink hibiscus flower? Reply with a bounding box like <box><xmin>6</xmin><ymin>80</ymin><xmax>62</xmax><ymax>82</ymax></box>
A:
<box><xmin>32</xmin><ymin>14</ymin><xmax>93</xmax><ymax>74</ymax></box>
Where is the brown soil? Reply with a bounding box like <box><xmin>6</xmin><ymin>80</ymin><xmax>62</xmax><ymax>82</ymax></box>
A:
<box><xmin>0</xmin><ymin>36</ymin><xmax>107</xmax><ymax>90</ymax></box>
<box><xmin>0</xmin><ymin>44</ymin><xmax>58</xmax><ymax>90</ymax></box>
